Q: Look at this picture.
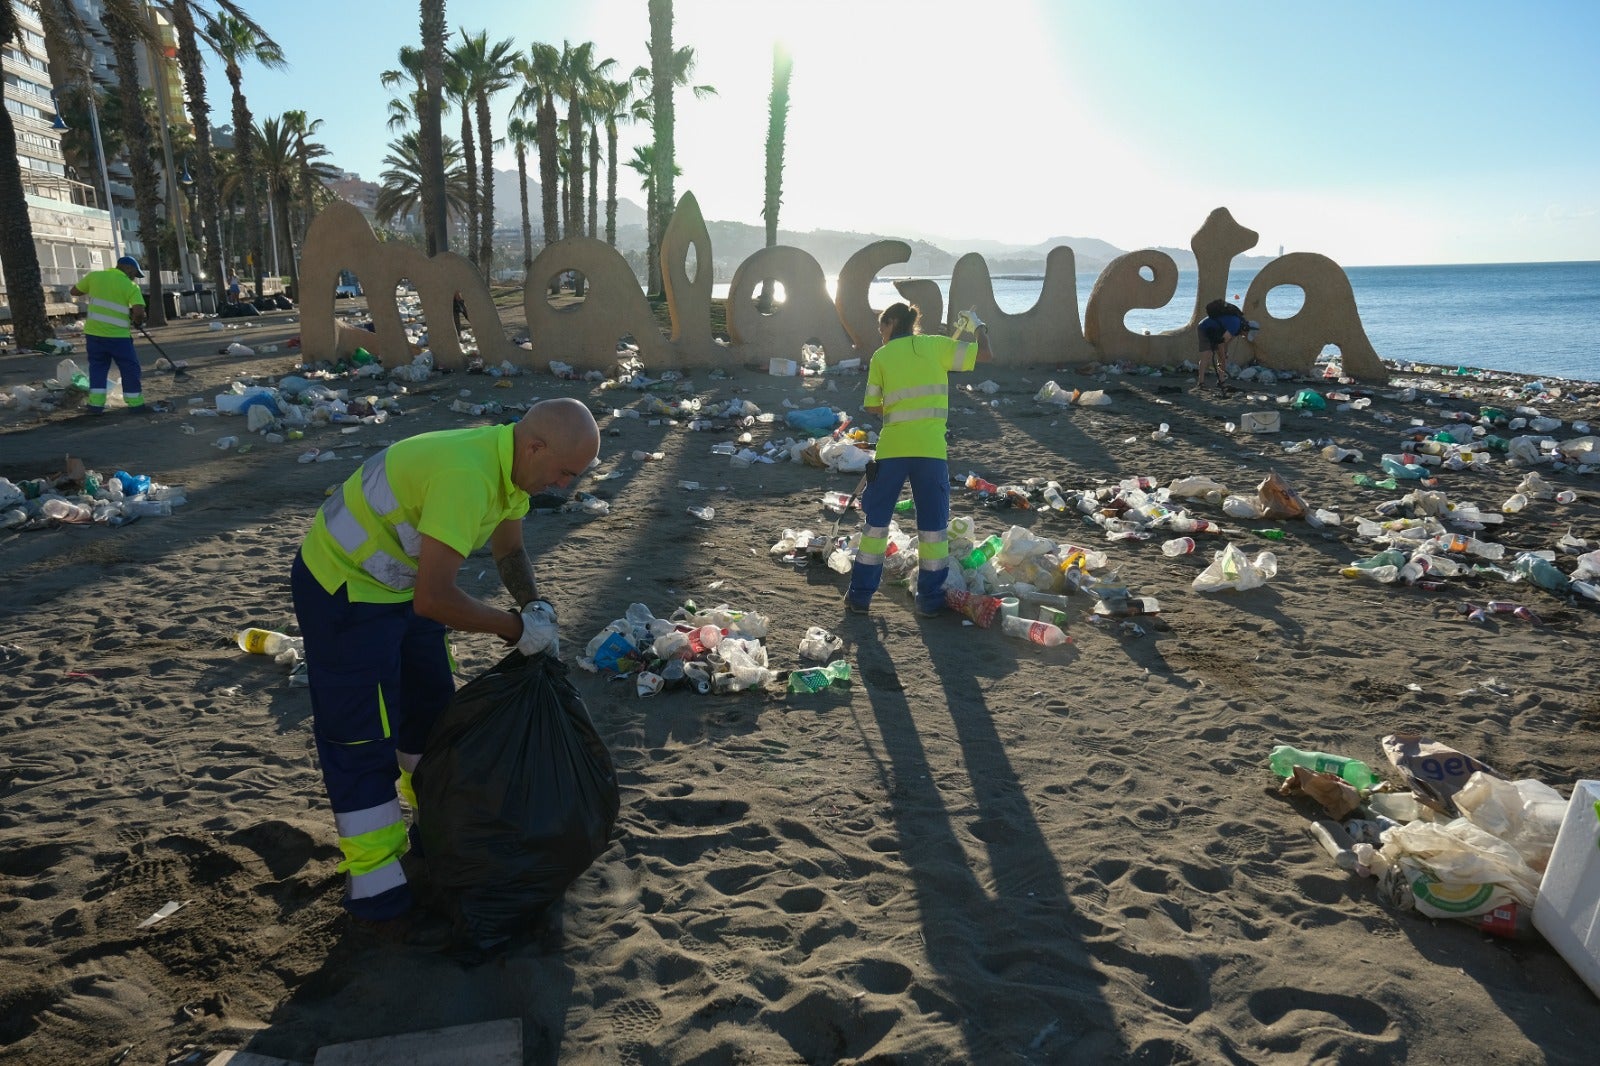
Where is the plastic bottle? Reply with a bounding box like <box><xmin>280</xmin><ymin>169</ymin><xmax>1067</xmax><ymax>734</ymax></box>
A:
<box><xmin>1167</xmin><ymin>515</ymin><xmax>1215</xmax><ymax>535</ymax></box>
<box><xmin>41</xmin><ymin>498</ymin><xmax>93</xmax><ymax>522</ymax></box>
<box><xmin>1556</xmin><ymin>490</ymin><xmax>1578</xmax><ymax>504</ymax></box>
<box><xmin>893</xmin><ymin>497</ymin><xmax>916</xmax><ymax>513</ymax></box>
<box><xmin>1253</xmin><ymin>528</ymin><xmax>1287</xmax><ymax>541</ymax></box>
<box><xmin>1041</xmin><ymin>482</ymin><xmax>1067</xmax><ymax>512</ymax></box>
<box><xmin>821</xmin><ymin>491</ymin><xmax>854</xmax><ymax>513</ymax></box>
<box><xmin>965</xmin><ymin>473</ymin><xmax>999</xmax><ymax>495</ymax></box>
<box><xmin>1000</xmin><ymin>614</ymin><xmax>1070</xmax><ymax>647</ymax></box>
<box><xmin>1502</xmin><ymin>493</ymin><xmax>1529</xmax><ymax>514</ymax></box>
<box><xmin>1012</xmin><ymin>586</ymin><xmax>1073</xmax><ymax>610</ymax></box>
<box><xmin>1160</xmin><ymin>537</ymin><xmax>1196</xmax><ymax>557</ymax></box>
<box><xmin>687</xmin><ymin>505</ymin><xmax>715</xmax><ymax>521</ymax></box>
<box><xmin>960</xmin><ymin>534</ymin><xmax>1003</xmax><ymax>570</ymax></box>
<box><xmin>944</xmin><ymin>587</ymin><xmax>1002</xmax><ymax>627</ymax></box>
<box><xmin>788</xmin><ymin>660</ymin><xmax>851</xmax><ymax>693</ymax></box>
<box><xmin>236</xmin><ymin>628</ymin><xmax>294</xmax><ymax>656</ymax></box>
<box><xmin>1091</xmin><ymin>594</ymin><xmax>1161</xmax><ymax>617</ymax></box>
<box><xmin>1268</xmin><ymin>744</ymin><xmax>1380</xmax><ymax>788</ymax></box>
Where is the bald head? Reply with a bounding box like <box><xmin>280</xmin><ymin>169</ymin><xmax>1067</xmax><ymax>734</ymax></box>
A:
<box><xmin>511</xmin><ymin>398</ymin><xmax>600</xmax><ymax>495</ymax></box>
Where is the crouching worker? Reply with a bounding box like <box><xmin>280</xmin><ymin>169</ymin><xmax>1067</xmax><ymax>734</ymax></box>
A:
<box><xmin>289</xmin><ymin>398</ymin><xmax>600</xmax><ymax>932</ymax></box>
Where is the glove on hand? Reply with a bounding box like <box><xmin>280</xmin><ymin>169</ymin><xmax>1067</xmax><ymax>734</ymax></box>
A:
<box><xmin>516</xmin><ymin>600</ymin><xmax>559</xmax><ymax>658</ymax></box>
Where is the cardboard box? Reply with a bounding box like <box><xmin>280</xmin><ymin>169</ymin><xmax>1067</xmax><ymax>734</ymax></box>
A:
<box><xmin>1533</xmin><ymin>780</ymin><xmax>1600</xmax><ymax>1000</ymax></box>
<box><xmin>1240</xmin><ymin>411</ymin><xmax>1281</xmax><ymax>434</ymax></box>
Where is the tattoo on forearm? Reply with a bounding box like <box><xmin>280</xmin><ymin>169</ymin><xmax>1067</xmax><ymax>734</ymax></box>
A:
<box><xmin>497</xmin><ymin>553</ymin><xmax>538</xmax><ymax>608</ymax></box>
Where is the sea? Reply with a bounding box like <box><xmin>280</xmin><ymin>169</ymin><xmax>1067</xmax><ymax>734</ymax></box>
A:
<box><xmin>715</xmin><ymin>261</ymin><xmax>1600</xmax><ymax>384</ymax></box>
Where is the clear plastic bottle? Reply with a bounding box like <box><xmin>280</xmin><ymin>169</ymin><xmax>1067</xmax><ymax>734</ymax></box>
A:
<box><xmin>1000</xmin><ymin>614</ymin><xmax>1069</xmax><ymax>646</ymax></box>
<box><xmin>1041</xmin><ymin>482</ymin><xmax>1067</xmax><ymax>511</ymax></box>
<box><xmin>1160</xmin><ymin>537</ymin><xmax>1196</xmax><ymax>557</ymax></box>
<box><xmin>1502</xmin><ymin>493</ymin><xmax>1529</xmax><ymax>513</ymax></box>
<box><xmin>236</xmin><ymin>628</ymin><xmax>293</xmax><ymax>656</ymax></box>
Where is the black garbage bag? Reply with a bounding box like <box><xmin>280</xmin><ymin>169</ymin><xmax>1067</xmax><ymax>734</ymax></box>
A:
<box><xmin>413</xmin><ymin>651</ymin><xmax>619</xmax><ymax>952</ymax></box>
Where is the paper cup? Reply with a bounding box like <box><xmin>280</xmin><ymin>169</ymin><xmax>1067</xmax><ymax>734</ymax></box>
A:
<box><xmin>636</xmin><ymin>672</ymin><xmax>664</xmax><ymax>698</ymax></box>
<box><xmin>999</xmin><ymin>596</ymin><xmax>1020</xmax><ymax>619</ymax></box>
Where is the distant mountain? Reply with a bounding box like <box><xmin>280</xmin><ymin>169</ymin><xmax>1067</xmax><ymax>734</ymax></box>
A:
<box><xmin>491</xmin><ymin>168</ymin><xmax>646</xmax><ymax>230</ymax></box>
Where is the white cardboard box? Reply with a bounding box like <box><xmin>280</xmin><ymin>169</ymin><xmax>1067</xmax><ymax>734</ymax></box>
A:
<box><xmin>1240</xmin><ymin>411</ymin><xmax>1281</xmax><ymax>434</ymax></box>
<box><xmin>768</xmin><ymin>358</ymin><xmax>798</xmax><ymax>377</ymax></box>
<box><xmin>1534</xmin><ymin>780</ymin><xmax>1600</xmax><ymax>1000</ymax></box>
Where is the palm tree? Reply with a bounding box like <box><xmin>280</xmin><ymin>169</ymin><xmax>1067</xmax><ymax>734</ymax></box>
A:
<box><xmin>759</xmin><ymin>43</ymin><xmax>793</xmax><ymax>312</ymax></box>
<box><xmin>558</xmin><ymin>41</ymin><xmax>614</xmax><ymax>250</ymax></box>
<box><xmin>0</xmin><ymin>2</ymin><xmax>52</xmax><ymax>345</ymax></box>
<box><xmin>374</xmin><ymin>131</ymin><xmax>468</xmax><ymax>231</ymax></box>
<box><xmin>104</xmin><ymin>4</ymin><xmax>170</xmax><ymax>325</ymax></box>
<box><xmin>625</xmin><ymin>142</ymin><xmax>678</xmax><ymax>284</ymax></box>
<box><xmin>595</xmin><ymin>78</ymin><xmax>633</xmax><ymax>247</ymax></box>
<box><xmin>380</xmin><ymin>45</ymin><xmax>444</xmax><ymax>254</ymax></box>
<box><xmin>204</xmin><ymin>12</ymin><xmax>285</xmax><ymax>303</ymax></box>
<box><xmin>159</xmin><ymin>2</ymin><xmax>265</xmax><ymax>294</ymax></box>
<box><xmin>443</xmin><ymin>47</ymin><xmax>478</xmax><ymax>267</ymax></box>
<box><xmin>506</xmin><ymin>116</ymin><xmax>536</xmax><ymax>277</ymax></box>
<box><xmin>419</xmin><ymin>0</ymin><xmax>450</xmax><ymax>253</ymax></box>
<box><xmin>632</xmin><ymin>43</ymin><xmax>713</xmax><ymax>294</ymax></box>
<box><xmin>513</xmin><ymin>42</ymin><xmax>562</xmax><ymax>250</ymax></box>
<box><xmin>283</xmin><ymin>109</ymin><xmax>334</xmax><ymax>297</ymax></box>
<box><xmin>453</xmin><ymin>30</ymin><xmax>518</xmax><ymax>281</ymax></box>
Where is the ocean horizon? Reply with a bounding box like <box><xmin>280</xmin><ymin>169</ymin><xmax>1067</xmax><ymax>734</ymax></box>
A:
<box><xmin>713</xmin><ymin>260</ymin><xmax>1600</xmax><ymax>384</ymax></box>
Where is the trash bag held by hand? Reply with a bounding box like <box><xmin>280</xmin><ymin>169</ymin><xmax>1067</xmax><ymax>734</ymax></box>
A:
<box><xmin>414</xmin><ymin>652</ymin><xmax>620</xmax><ymax>952</ymax></box>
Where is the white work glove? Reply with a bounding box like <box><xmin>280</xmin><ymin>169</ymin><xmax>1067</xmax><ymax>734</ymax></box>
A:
<box><xmin>515</xmin><ymin>600</ymin><xmax>560</xmax><ymax>658</ymax></box>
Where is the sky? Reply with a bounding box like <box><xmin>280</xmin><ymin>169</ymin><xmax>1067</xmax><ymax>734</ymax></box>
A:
<box><xmin>201</xmin><ymin>0</ymin><xmax>1600</xmax><ymax>267</ymax></box>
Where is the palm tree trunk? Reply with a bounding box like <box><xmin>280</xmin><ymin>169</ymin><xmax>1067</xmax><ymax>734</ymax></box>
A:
<box><xmin>419</xmin><ymin>0</ymin><xmax>450</xmax><ymax>253</ymax></box>
<box><xmin>475</xmin><ymin>91</ymin><xmax>494</xmax><ymax>282</ymax></box>
<box><xmin>649</xmin><ymin>0</ymin><xmax>675</xmax><ymax>283</ymax></box>
<box><xmin>171</xmin><ymin>6</ymin><xmax>226</xmax><ymax>300</ymax></box>
<box><xmin>605</xmin><ymin>119</ymin><xmax>618</xmax><ymax>247</ymax></box>
<box><xmin>0</xmin><ymin>97</ymin><xmax>51</xmax><ymax>347</ymax></box>
<box><xmin>587</xmin><ymin>126</ymin><xmax>598</xmax><ymax>239</ymax></box>
<box><xmin>537</xmin><ymin>94</ymin><xmax>559</xmax><ymax>244</ymax></box>
<box><xmin>567</xmin><ymin>102</ymin><xmax>584</xmax><ymax>240</ymax></box>
<box><xmin>279</xmin><ymin>188</ymin><xmax>299</xmax><ymax>300</ymax></box>
<box><xmin>460</xmin><ymin>108</ymin><xmax>479</xmax><ymax>265</ymax></box>
<box><xmin>228</xmin><ymin>75</ymin><xmax>260</xmax><ymax>310</ymax></box>
<box><xmin>110</xmin><ymin>19</ymin><xmax>166</xmax><ymax>326</ymax></box>
<box><xmin>516</xmin><ymin>140</ymin><xmax>532</xmax><ymax>278</ymax></box>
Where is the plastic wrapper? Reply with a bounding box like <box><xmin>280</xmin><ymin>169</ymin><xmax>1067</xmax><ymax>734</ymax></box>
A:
<box><xmin>1453</xmin><ymin>771</ymin><xmax>1566</xmax><ymax>873</ymax></box>
<box><xmin>415</xmin><ymin>653</ymin><xmax>619</xmax><ymax>952</ymax></box>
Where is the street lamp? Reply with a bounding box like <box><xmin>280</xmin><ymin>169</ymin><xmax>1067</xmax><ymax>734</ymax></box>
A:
<box><xmin>58</xmin><ymin>87</ymin><xmax>124</xmax><ymax>261</ymax></box>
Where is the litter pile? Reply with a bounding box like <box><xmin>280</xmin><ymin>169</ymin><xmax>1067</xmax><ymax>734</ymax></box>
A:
<box><xmin>1</xmin><ymin>461</ymin><xmax>185</xmax><ymax>532</ymax></box>
<box><xmin>578</xmin><ymin>601</ymin><xmax>850</xmax><ymax>697</ymax></box>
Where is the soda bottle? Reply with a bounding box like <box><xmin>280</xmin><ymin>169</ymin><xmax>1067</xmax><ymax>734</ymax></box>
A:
<box><xmin>965</xmin><ymin>473</ymin><xmax>999</xmax><ymax>495</ymax></box>
<box><xmin>960</xmin><ymin>534</ymin><xmax>1003</xmax><ymax>570</ymax></box>
<box><xmin>1268</xmin><ymin>744</ymin><xmax>1380</xmax><ymax>788</ymax></box>
<box><xmin>1167</xmin><ymin>516</ymin><xmax>1215</xmax><ymax>534</ymax></box>
<box><xmin>788</xmin><ymin>660</ymin><xmax>851</xmax><ymax>693</ymax></box>
<box><xmin>894</xmin><ymin>497</ymin><xmax>916</xmax><ymax>513</ymax></box>
<box><xmin>236</xmin><ymin>628</ymin><xmax>293</xmax><ymax>656</ymax></box>
<box><xmin>1253</xmin><ymin>528</ymin><xmax>1286</xmax><ymax>541</ymax></box>
<box><xmin>1041</xmin><ymin>482</ymin><xmax>1068</xmax><ymax>512</ymax></box>
<box><xmin>1000</xmin><ymin>614</ymin><xmax>1070</xmax><ymax>647</ymax></box>
<box><xmin>944</xmin><ymin>588</ymin><xmax>1001</xmax><ymax>627</ymax></box>
<box><xmin>1160</xmin><ymin>537</ymin><xmax>1196</xmax><ymax>557</ymax></box>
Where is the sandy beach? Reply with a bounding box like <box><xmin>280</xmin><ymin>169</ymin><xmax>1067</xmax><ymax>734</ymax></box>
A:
<box><xmin>3</xmin><ymin>300</ymin><xmax>1599</xmax><ymax>1065</ymax></box>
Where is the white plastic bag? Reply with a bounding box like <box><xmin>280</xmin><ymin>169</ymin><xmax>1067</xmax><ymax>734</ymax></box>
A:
<box><xmin>1453</xmin><ymin>771</ymin><xmax>1566</xmax><ymax>873</ymax></box>
<box><xmin>1222</xmin><ymin>494</ymin><xmax>1266</xmax><ymax>519</ymax></box>
<box><xmin>1192</xmin><ymin>543</ymin><xmax>1277</xmax><ymax>592</ymax></box>
<box><xmin>1377</xmin><ymin>817</ymin><xmax>1543</xmax><ymax>912</ymax></box>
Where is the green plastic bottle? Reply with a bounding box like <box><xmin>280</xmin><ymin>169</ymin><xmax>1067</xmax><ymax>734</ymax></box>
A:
<box><xmin>1253</xmin><ymin>528</ymin><xmax>1286</xmax><ymax>541</ymax></box>
<box><xmin>788</xmin><ymin>660</ymin><xmax>850</xmax><ymax>694</ymax></box>
<box><xmin>960</xmin><ymin>534</ymin><xmax>1003</xmax><ymax>570</ymax></box>
<box><xmin>894</xmin><ymin>498</ymin><xmax>915</xmax><ymax>513</ymax></box>
<box><xmin>1268</xmin><ymin>744</ymin><xmax>1380</xmax><ymax>788</ymax></box>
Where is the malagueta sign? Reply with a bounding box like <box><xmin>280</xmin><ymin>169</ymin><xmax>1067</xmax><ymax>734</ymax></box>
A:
<box><xmin>299</xmin><ymin>194</ymin><xmax>1385</xmax><ymax>381</ymax></box>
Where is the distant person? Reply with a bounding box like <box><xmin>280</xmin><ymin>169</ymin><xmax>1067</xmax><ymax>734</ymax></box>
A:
<box><xmin>289</xmin><ymin>398</ymin><xmax>599</xmax><ymax>937</ymax></box>
<box><xmin>69</xmin><ymin>255</ymin><xmax>148</xmax><ymax>415</ymax></box>
<box><xmin>846</xmin><ymin>302</ymin><xmax>993</xmax><ymax>617</ymax></box>
<box><xmin>227</xmin><ymin>273</ymin><xmax>242</xmax><ymax>305</ymax></box>
<box><xmin>452</xmin><ymin>290</ymin><xmax>470</xmax><ymax>334</ymax></box>
<box><xmin>1195</xmin><ymin>298</ymin><xmax>1250</xmax><ymax>392</ymax></box>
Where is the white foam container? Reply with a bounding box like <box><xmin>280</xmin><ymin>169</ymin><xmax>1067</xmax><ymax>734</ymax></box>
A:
<box><xmin>1534</xmin><ymin>780</ymin><xmax>1600</xmax><ymax>999</ymax></box>
<box><xmin>1240</xmin><ymin>411</ymin><xmax>1281</xmax><ymax>433</ymax></box>
<box><xmin>768</xmin><ymin>358</ymin><xmax>798</xmax><ymax>377</ymax></box>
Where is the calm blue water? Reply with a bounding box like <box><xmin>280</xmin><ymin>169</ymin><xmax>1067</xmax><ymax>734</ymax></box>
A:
<box><xmin>719</xmin><ymin>261</ymin><xmax>1600</xmax><ymax>383</ymax></box>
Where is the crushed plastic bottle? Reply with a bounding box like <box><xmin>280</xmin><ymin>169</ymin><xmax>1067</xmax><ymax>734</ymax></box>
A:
<box><xmin>1000</xmin><ymin>614</ymin><xmax>1070</xmax><ymax>646</ymax></box>
<box><xmin>787</xmin><ymin>660</ymin><xmax>850</xmax><ymax>693</ymax></box>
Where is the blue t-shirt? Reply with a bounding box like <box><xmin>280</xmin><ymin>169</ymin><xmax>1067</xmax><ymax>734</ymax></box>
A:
<box><xmin>1199</xmin><ymin>313</ymin><xmax>1245</xmax><ymax>344</ymax></box>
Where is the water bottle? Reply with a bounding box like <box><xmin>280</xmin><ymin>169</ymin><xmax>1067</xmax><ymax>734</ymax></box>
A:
<box><xmin>123</xmin><ymin>499</ymin><xmax>173</xmax><ymax>518</ymax></box>
<box><xmin>41</xmin><ymin>498</ymin><xmax>93</xmax><ymax>522</ymax></box>
<box><xmin>960</xmin><ymin>534</ymin><xmax>1003</xmax><ymax>570</ymax></box>
<box><xmin>1167</xmin><ymin>516</ymin><xmax>1214</xmax><ymax>534</ymax></box>
<box><xmin>687</xmin><ymin>505</ymin><xmax>715</xmax><ymax>521</ymax></box>
<box><xmin>1041</xmin><ymin>482</ymin><xmax>1067</xmax><ymax>512</ymax></box>
<box><xmin>1502</xmin><ymin>493</ymin><xmax>1528</xmax><ymax>513</ymax></box>
<box><xmin>1268</xmin><ymin>744</ymin><xmax>1380</xmax><ymax>788</ymax></box>
<box><xmin>1160</xmin><ymin>537</ymin><xmax>1196</xmax><ymax>557</ymax></box>
<box><xmin>1000</xmin><ymin>614</ymin><xmax>1069</xmax><ymax>647</ymax></box>
<box><xmin>788</xmin><ymin>660</ymin><xmax>851</xmax><ymax>693</ymax></box>
<box><xmin>236</xmin><ymin>628</ymin><xmax>294</xmax><ymax>656</ymax></box>
<box><xmin>1012</xmin><ymin>585</ymin><xmax>1072</xmax><ymax>610</ymax></box>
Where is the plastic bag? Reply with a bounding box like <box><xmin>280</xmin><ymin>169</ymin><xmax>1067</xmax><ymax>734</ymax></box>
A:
<box><xmin>1290</xmin><ymin>388</ymin><xmax>1326</xmax><ymax>410</ymax></box>
<box><xmin>1192</xmin><ymin>543</ymin><xmax>1277</xmax><ymax>592</ymax></box>
<box><xmin>785</xmin><ymin>407</ymin><xmax>840</xmax><ymax>437</ymax></box>
<box><xmin>1453</xmin><ymin>771</ymin><xmax>1566</xmax><ymax>872</ymax></box>
<box><xmin>1376</xmin><ymin>818</ymin><xmax>1543</xmax><ymax>915</ymax></box>
<box><xmin>1256</xmin><ymin>470</ymin><xmax>1307</xmax><ymax>520</ymax></box>
<box><xmin>414</xmin><ymin>652</ymin><xmax>619</xmax><ymax>952</ymax></box>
